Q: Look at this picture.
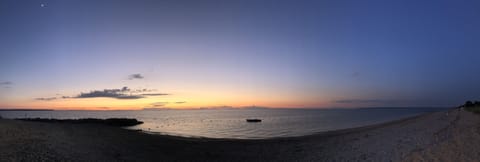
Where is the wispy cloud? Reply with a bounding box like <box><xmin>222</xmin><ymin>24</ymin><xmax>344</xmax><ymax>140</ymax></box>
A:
<box><xmin>131</xmin><ymin>89</ymin><xmax>157</xmax><ymax>93</ymax></box>
<box><xmin>35</xmin><ymin>97</ymin><xmax>57</xmax><ymax>101</ymax></box>
<box><xmin>333</xmin><ymin>99</ymin><xmax>394</xmax><ymax>104</ymax></box>
<box><xmin>128</xmin><ymin>74</ymin><xmax>144</xmax><ymax>80</ymax></box>
<box><xmin>151</xmin><ymin>102</ymin><xmax>169</xmax><ymax>107</ymax></box>
<box><xmin>149</xmin><ymin>101</ymin><xmax>186</xmax><ymax>107</ymax></box>
<box><xmin>351</xmin><ymin>72</ymin><xmax>360</xmax><ymax>78</ymax></box>
<box><xmin>141</xmin><ymin>93</ymin><xmax>169</xmax><ymax>96</ymax></box>
<box><xmin>0</xmin><ymin>81</ymin><xmax>12</xmax><ymax>85</ymax></box>
<box><xmin>1</xmin><ymin>81</ymin><xmax>12</xmax><ymax>88</ymax></box>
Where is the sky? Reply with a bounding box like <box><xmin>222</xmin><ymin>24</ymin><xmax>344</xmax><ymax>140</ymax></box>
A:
<box><xmin>1</xmin><ymin>0</ymin><xmax>480</xmax><ymax>110</ymax></box>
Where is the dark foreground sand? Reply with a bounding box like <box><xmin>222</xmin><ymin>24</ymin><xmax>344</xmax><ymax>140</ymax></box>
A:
<box><xmin>1</xmin><ymin>108</ymin><xmax>479</xmax><ymax>162</ymax></box>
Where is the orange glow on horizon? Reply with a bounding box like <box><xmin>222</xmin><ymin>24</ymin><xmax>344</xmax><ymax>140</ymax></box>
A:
<box><xmin>0</xmin><ymin>85</ymin><xmax>335</xmax><ymax>110</ymax></box>
<box><xmin>0</xmin><ymin>96</ymin><xmax>330</xmax><ymax>110</ymax></box>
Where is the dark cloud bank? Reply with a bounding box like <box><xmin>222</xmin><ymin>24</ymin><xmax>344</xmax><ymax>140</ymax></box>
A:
<box><xmin>76</xmin><ymin>87</ymin><xmax>144</xmax><ymax>99</ymax></box>
<box><xmin>36</xmin><ymin>87</ymin><xmax>169</xmax><ymax>101</ymax></box>
<box><xmin>76</xmin><ymin>87</ymin><xmax>169</xmax><ymax>99</ymax></box>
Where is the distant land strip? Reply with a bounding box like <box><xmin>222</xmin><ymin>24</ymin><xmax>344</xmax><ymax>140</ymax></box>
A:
<box><xmin>16</xmin><ymin>118</ymin><xmax>144</xmax><ymax>127</ymax></box>
<box><xmin>0</xmin><ymin>109</ymin><xmax>54</xmax><ymax>111</ymax></box>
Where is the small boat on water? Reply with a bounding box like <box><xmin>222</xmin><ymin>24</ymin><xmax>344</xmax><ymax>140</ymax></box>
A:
<box><xmin>246</xmin><ymin>119</ymin><xmax>262</xmax><ymax>122</ymax></box>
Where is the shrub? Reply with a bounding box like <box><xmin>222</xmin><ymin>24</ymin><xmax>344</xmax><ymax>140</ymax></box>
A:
<box><xmin>475</xmin><ymin>101</ymin><xmax>480</xmax><ymax>106</ymax></box>
<box><xmin>465</xmin><ymin>101</ymin><xmax>474</xmax><ymax>107</ymax></box>
<box><xmin>466</xmin><ymin>107</ymin><xmax>480</xmax><ymax>114</ymax></box>
<box><xmin>464</xmin><ymin>100</ymin><xmax>480</xmax><ymax>114</ymax></box>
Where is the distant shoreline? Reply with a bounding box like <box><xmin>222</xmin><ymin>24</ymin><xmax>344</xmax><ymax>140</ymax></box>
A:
<box><xmin>0</xmin><ymin>107</ymin><xmax>450</xmax><ymax>111</ymax></box>
<box><xmin>0</xmin><ymin>109</ymin><xmax>53</xmax><ymax>111</ymax></box>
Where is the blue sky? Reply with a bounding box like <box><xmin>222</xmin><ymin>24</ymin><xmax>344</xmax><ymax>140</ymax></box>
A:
<box><xmin>1</xmin><ymin>0</ymin><xmax>479</xmax><ymax>109</ymax></box>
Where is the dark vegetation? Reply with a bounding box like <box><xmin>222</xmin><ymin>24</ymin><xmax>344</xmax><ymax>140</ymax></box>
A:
<box><xmin>462</xmin><ymin>100</ymin><xmax>480</xmax><ymax>114</ymax></box>
<box><xmin>17</xmin><ymin>118</ymin><xmax>143</xmax><ymax>127</ymax></box>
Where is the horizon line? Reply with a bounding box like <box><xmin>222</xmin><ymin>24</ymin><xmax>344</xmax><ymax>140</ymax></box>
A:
<box><xmin>0</xmin><ymin>106</ymin><xmax>454</xmax><ymax>111</ymax></box>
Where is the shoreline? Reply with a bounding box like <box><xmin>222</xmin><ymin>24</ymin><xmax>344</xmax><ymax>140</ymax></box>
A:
<box><xmin>1</xmin><ymin>108</ymin><xmax>480</xmax><ymax>161</ymax></box>
<box><xmin>138</xmin><ymin>110</ymin><xmax>436</xmax><ymax>141</ymax></box>
<box><xmin>1</xmin><ymin>108</ymin><xmax>441</xmax><ymax>140</ymax></box>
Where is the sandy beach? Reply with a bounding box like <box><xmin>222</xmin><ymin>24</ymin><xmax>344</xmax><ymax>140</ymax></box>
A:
<box><xmin>1</xmin><ymin>108</ymin><xmax>479</xmax><ymax>161</ymax></box>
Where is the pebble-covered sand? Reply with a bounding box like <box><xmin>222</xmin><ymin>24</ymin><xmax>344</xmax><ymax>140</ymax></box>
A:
<box><xmin>1</xmin><ymin>108</ymin><xmax>479</xmax><ymax>161</ymax></box>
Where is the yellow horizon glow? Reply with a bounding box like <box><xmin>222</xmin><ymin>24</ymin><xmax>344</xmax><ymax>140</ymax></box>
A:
<box><xmin>0</xmin><ymin>94</ymin><xmax>330</xmax><ymax>110</ymax></box>
<box><xmin>0</xmin><ymin>84</ymin><xmax>337</xmax><ymax>110</ymax></box>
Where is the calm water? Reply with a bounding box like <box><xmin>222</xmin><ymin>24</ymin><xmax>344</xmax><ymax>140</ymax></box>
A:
<box><xmin>0</xmin><ymin>108</ymin><xmax>446</xmax><ymax>139</ymax></box>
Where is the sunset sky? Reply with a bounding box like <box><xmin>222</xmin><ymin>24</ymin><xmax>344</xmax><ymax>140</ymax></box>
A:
<box><xmin>1</xmin><ymin>0</ymin><xmax>480</xmax><ymax>110</ymax></box>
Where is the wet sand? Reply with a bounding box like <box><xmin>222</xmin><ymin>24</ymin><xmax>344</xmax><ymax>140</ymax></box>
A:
<box><xmin>1</xmin><ymin>108</ymin><xmax>479</xmax><ymax>161</ymax></box>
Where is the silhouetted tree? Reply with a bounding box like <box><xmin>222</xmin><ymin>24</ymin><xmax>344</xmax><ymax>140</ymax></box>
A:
<box><xmin>465</xmin><ymin>101</ymin><xmax>474</xmax><ymax>107</ymax></box>
<box><xmin>474</xmin><ymin>101</ymin><xmax>480</xmax><ymax>106</ymax></box>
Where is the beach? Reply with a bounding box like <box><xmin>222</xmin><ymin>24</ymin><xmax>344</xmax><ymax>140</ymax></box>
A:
<box><xmin>1</xmin><ymin>108</ymin><xmax>479</xmax><ymax>161</ymax></box>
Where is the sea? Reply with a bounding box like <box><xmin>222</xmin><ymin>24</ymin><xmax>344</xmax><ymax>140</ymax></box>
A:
<box><xmin>0</xmin><ymin>108</ymin><xmax>447</xmax><ymax>139</ymax></box>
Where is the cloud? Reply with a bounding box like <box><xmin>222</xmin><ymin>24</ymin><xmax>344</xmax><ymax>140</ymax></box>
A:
<box><xmin>149</xmin><ymin>101</ymin><xmax>186</xmax><ymax>107</ymax></box>
<box><xmin>151</xmin><ymin>102</ymin><xmax>169</xmax><ymax>107</ymax></box>
<box><xmin>128</xmin><ymin>74</ymin><xmax>144</xmax><ymax>80</ymax></box>
<box><xmin>141</xmin><ymin>93</ymin><xmax>169</xmax><ymax>96</ymax></box>
<box><xmin>1</xmin><ymin>81</ymin><xmax>12</xmax><ymax>88</ymax></box>
<box><xmin>150</xmin><ymin>101</ymin><xmax>187</xmax><ymax>108</ymax></box>
<box><xmin>35</xmin><ymin>95</ymin><xmax>72</xmax><ymax>101</ymax></box>
<box><xmin>75</xmin><ymin>87</ymin><xmax>144</xmax><ymax>99</ymax></box>
<box><xmin>35</xmin><ymin>97</ymin><xmax>57</xmax><ymax>101</ymax></box>
<box><xmin>131</xmin><ymin>89</ymin><xmax>157</xmax><ymax>93</ymax></box>
<box><xmin>0</xmin><ymin>81</ymin><xmax>12</xmax><ymax>85</ymax></box>
<box><xmin>74</xmin><ymin>87</ymin><xmax>168</xmax><ymax>100</ymax></box>
<box><xmin>35</xmin><ymin>87</ymin><xmax>168</xmax><ymax>101</ymax></box>
<box><xmin>351</xmin><ymin>72</ymin><xmax>360</xmax><ymax>77</ymax></box>
<box><xmin>333</xmin><ymin>99</ymin><xmax>393</xmax><ymax>104</ymax></box>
